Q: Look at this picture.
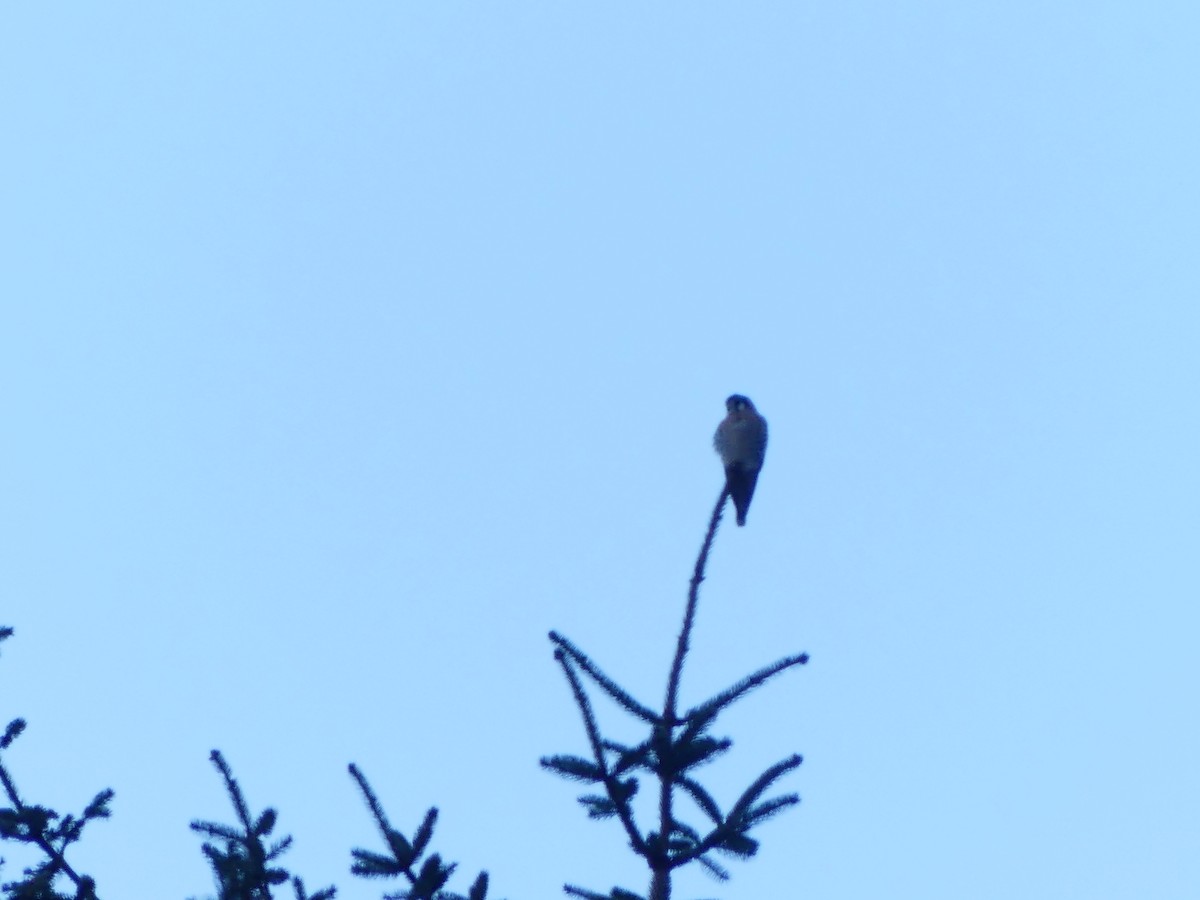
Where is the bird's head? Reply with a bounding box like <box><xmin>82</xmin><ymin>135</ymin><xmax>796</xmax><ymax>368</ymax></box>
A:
<box><xmin>725</xmin><ymin>394</ymin><xmax>755</xmax><ymax>413</ymax></box>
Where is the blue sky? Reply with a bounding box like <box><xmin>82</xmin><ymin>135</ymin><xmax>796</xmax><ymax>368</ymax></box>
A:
<box><xmin>3</xmin><ymin>4</ymin><xmax>1198</xmax><ymax>898</ymax></box>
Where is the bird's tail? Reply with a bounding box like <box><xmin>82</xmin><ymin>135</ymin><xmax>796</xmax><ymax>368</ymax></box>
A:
<box><xmin>725</xmin><ymin>466</ymin><xmax>759</xmax><ymax>527</ymax></box>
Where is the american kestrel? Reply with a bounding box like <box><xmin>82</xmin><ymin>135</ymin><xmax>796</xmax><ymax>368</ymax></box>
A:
<box><xmin>714</xmin><ymin>394</ymin><xmax>768</xmax><ymax>526</ymax></box>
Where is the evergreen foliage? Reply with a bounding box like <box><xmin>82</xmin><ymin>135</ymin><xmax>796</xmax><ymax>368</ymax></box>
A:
<box><xmin>0</xmin><ymin>628</ymin><xmax>110</xmax><ymax>900</ymax></box>
<box><xmin>189</xmin><ymin>750</ymin><xmax>336</xmax><ymax>900</ymax></box>
<box><xmin>541</xmin><ymin>489</ymin><xmax>806</xmax><ymax>900</ymax></box>
<box><xmin>1</xmin><ymin>483</ymin><xmax>806</xmax><ymax>900</ymax></box>
<box><xmin>348</xmin><ymin>765</ymin><xmax>492</xmax><ymax>900</ymax></box>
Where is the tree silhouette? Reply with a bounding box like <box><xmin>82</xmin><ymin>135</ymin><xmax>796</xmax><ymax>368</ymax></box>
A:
<box><xmin>346</xmin><ymin>764</ymin><xmax>491</xmax><ymax>900</ymax></box>
<box><xmin>0</xmin><ymin>628</ymin><xmax>110</xmax><ymax>900</ymax></box>
<box><xmin>189</xmin><ymin>749</ymin><xmax>335</xmax><ymax>900</ymax></box>
<box><xmin>1</xmin><ymin>484</ymin><xmax>807</xmax><ymax>900</ymax></box>
<box><xmin>541</xmin><ymin>488</ymin><xmax>806</xmax><ymax>900</ymax></box>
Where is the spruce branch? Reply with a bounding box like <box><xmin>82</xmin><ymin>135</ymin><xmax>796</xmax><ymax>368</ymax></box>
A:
<box><xmin>663</xmin><ymin>488</ymin><xmax>729</xmax><ymax>728</ymax></box>
<box><xmin>542</xmin><ymin>653</ymin><xmax>648</xmax><ymax>858</ymax></box>
<box><xmin>547</xmin><ymin>635</ymin><xmax>658</xmax><ymax>724</ymax></box>
<box><xmin>347</xmin><ymin>764</ymin><xmax>496</xmax><ymax>900</ymax></box>
<box><xmin>563</xmin><ymin>887</ymin><xmax>646</xmax><ymax>900</ymax></box>
<box><xmin>546</xmin><ymin>480</ymin><xmax>807</xmax><ymax>900</ymax></box>
<box><xmin>682</xmin><ymin>654</ymin><xmax>809</xmax><ymax>724</ymax></box>
<box><xmin>650</xmin><ymin>489</ymin><xmax>727</xmax><ymax>900</ymax></box>
<box><xmin>190</xmin><ymin>750</ymin><xmax>334</xmax><ymax>900</ymax></box>
<box><xmin>0</xmin><ymin>628</ymin><xmax>108</xmax><ymax>900</ymax></box>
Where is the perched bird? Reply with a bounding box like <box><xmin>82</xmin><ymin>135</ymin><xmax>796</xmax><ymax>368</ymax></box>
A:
<box><xmin>714</xmin><ymin>394</ymin><xmax>768</xmax><ymax>526</ymax></box>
